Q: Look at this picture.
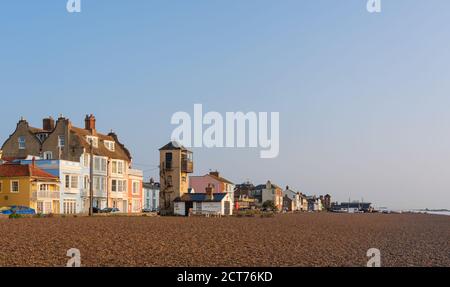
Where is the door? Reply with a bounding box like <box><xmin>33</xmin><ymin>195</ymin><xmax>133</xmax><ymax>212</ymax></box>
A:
<box><xmin>123</xmin><ymin>200</ymin><xmax>128</xmax><ymax>213</ymax></box>
<box><xmin>224</xmin><ymin>201</ymin><xmax>231</xmax><ymax>215</ymax></box>
<box><xmin>185</xmin><ymin>201</ymin><xmax>193</xmax><ymax>216</ymax></box>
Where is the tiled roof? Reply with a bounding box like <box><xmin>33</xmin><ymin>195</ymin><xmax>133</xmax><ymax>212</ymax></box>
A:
<box><xmin>208</xmin><ymin>173</ymin><xmax>234</xmax><ymax>185</ymax></box>
<box><xmin>174</xmin><ymin>193</ymin><xmax>227</xmax><ymax>203</ymax></box>
<box><xmin>70</xmin><ymin>127</ymin><xmax>131</xmax><ymax>161</ymax></box>
<box><xmin>159</xmin><ymin>141</ymin><xmax>190</xmax><ymax>151</ymax></box>
<box><xmin>0</xmin><ymin>164</ymin><xmax>58</xmax><ymax>179</ymax></box>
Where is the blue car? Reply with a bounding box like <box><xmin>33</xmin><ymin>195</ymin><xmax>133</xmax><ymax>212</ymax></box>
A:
<box><xmin>1</xmin><ymin>206</ymin><xmax>36</xmax><ymax>215</ymax></box>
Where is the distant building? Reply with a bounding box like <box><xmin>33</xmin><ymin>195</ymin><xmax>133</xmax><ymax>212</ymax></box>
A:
<box><xmin>320</xmin><ymin>194</ymin><xmax>332</xmax><ymax>211</ymax></box>
<box><xmin>190</xmin><ymin>171</ymin><xmax>235</xmax><ymax>209</ymax></box>
<box><xmin>234</xmin><ymin>182</ymin><xmax>257</xmax><ymax>210</ymax></box>
<box><xmin>307</xmin><ymin>196</ymin><xmax>322</xmax><ymax>212</ymax></box>
<box><xmin>257</xmin><ymin>180</ymin><xmax>283</xmax><ymax>211</ymax></box>
<box><xmin>331</xmin><ymin>202</ymin><xmax>373</xmax><ymax>213</ymax></box>
<box><xmin>143</xmin><ymin>179</ymin><xmax>160</xmax><ymax>211</ymax></box>
<box><xmin>283</xmin><ymin>194</ymin><xmax>295</xmax><ymax>211</ymax></box>
<box><xmin>128</xmin><ymin>169</ymin><xmax>143</xmax><ymax>213</ymax></box>
<box><xmin>173</xmin><ymin>184</ymin><xmax>233</xmax><ymax>216</ymax></box>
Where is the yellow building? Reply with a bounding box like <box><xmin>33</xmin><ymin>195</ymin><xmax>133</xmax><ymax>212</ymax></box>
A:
<box><xmin>0</xmin><ymin>163</ymin><xmax>60</xmax><ymax>214</ymax></box>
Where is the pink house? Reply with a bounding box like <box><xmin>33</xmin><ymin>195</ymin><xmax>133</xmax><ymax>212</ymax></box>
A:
<box><xmin>190</xmin><ymin>171</ymin><xmax>235</xmax><ymax>195</ymax></box>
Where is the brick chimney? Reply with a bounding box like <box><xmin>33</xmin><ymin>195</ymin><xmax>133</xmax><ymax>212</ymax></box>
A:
<box><xmin>43</xmin><ymin>116</ymin><xmax>55</xmax><ymax>131</ymax></box>
<box><xmin>85</xmin><ymin>114</ymin><xmax>96</xmax><ymax>131</ymax></box>
<box><xmin>205</xmin><ymin>184</ymin><xmax>214</xmax><ymax>200</ymax></box>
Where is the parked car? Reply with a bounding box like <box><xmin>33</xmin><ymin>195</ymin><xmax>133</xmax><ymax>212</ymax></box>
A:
<box><xmin>1</xmin><ymin>206</ymin><xmax>36</xmax><ymax>215</ymax></box>
<box><xmin>101</xmin><ymin>207</ymin><xmax>120</xmax><ymax>214</ymax></box>
<box><xmin>142</xmin><ymin>208</ymin><xmax>155</xmax><ymax>213</ymax></box>
<box><xmin>92</xmin><ymin>207</ymin><xmax>101</xmax><ymax>214</ymax></box>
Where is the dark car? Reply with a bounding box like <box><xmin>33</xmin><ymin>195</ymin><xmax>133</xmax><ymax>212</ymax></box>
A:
<box><xmin>91</xmin><ymin>207</ymin><xmax>101</xmax><ymax>214</ymax></box>
<box><xmin>101</xmin><ymin>207</ymin><xmax>120</xmax><ymax>214</ymax></box>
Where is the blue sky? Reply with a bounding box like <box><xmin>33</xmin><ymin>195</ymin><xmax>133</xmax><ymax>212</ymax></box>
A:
<box><xmin>1</xmin><ymin>0</ymin><xmax>450</xmax><ymax>209</ymax></box>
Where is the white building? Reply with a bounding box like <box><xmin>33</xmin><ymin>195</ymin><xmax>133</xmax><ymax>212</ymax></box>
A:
<box><xmin>143</xmin><ymin>181</ymin><xmax>160</xmax><ymax>211</ymax></box>
<box><xmin>173</xmin><ymin>186</ymin><xmax>233</xmax><ymax>216</ymax></box>
<box><xmin>19</xmin><ymin>159</ymin><xmax>89</xmax><ymax>214</ymax></box>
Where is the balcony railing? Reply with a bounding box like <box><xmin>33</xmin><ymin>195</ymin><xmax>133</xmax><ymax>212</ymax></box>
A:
<box><xmin>80</xmin><ymin>190</ymin><xmax>107</xmax><ymax>198</ymax></box>
<box><xmin>31</xmin><ymin>191</ymin><xmax>60</xmax><ymax>200</ymax></box>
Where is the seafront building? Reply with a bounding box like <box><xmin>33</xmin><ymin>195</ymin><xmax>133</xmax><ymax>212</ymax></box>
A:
<box><xmin>0</xmin><ymin>115</ymin><xmax>143</xmax><ymax>213</ymax></box>
<box><xmin>143</xmin><ymin>180</ymin><xmax>160</xmax><ymax>211</ymax></box>
<box><xmin>0</xmin><ymin>162</ymin><xmax>60</xmax><ymax>214</ymax></box>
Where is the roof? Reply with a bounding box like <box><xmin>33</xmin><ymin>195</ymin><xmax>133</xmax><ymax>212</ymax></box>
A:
<box><xmin>143</xmin><ymin>182</ymin><xmax>160</xmax><ymax>189</ymax></box>
<box><xmin>70</xmin><ymin>127</ymin><xmax>131</xmax><ymax>161</ymax></box>
<box><xmin>208</xmin><ymin>173</ymin><xmax>234</xmax><ymax>185</ymax></box>
<box><xmin>159</xmin><ymin>141</ymin><xmax>190</xmax><ymax>151</ymax></box>
<box><xmin>191</xmin><ymin>173</ymin><xmax>234</xmax><ymax>185</ymax></box>
<box><xmin>0</xmin><ymin>164</ymin><xmax>58</xmax><ymax>179</ymax></box>
<box><xmin>255</xmin><ymin>182</ymin><xmax>282</xmax><ymax>190</ymax></box>
<box><xmin>174</xmin><ymin>193</ymin><xmax>227</xmax><ymax>203</ymax></box>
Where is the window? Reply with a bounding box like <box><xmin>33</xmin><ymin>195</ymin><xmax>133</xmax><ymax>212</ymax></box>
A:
<box><xmin>112</xmin><ymin>160</ymin><xmax>124</xmax><ymax>175</ymax></box>
<box><xmin>0</xmin><ymin>181</ymin><xmax>2</xmax><ymax>193</ymax></box>
<box><xmin>182</xmin><ymin>176</ymin><xmax>186</xmax><ymax>183</ymax></box>
<box><xmin>11</xmin><ymin>181</ymin><xmax>19</xmax><ymax>193</ymax></box>
<box><xmin>43</xmin><ymin>151</ymin><xmax>53</xmax><ymax>160</ymax></box>
<box><xmin>132</xmin><ymin>181</ymin><xmax>140</xmax><ymax>195</ymax></box>
<box><xmin>65</xmin><ymin>175</ymin><xmax>70</xmax><ymax>188</ymax></box>
<box><xmin>132</xmin><ymin>199</ymin><xmax>140</xmax><ymax>212</ymax></box>
<box><xmin>104</xmin><ymin>141</ymin><xmax>115</xmax><ymax>151</ymax></box>
<box><xmin>37</xmin><ymin>201</ymin><xmax>44</xmax><ymax>214</ymax></box>
<box><xmin>86</xmin><ymin>136</ymin><xmax>98</xmax><ymax>148</ymax></box>
<box><xmin>58</xmin><ymin>135</ymin><xmax>65</xmax><ymax>147</ymax></box>
<box><xmin>165</xmin><ymin>153</ymin><xmax>173</xmax><ymax>169</ymax></box>
<box><xmin>82</xmin><ymin>154</ymin><xmax>89</xmax><ymax>167</ymax></box>
<box><xmin>18</xmin><ymin>137</ymin><xmax>26</xmax><ymax>150</ymax></box>
<box><xmin>84</xmin><ymin>176</ymin><xmax>89</xmax><ymax>190</ymax></box>
<box><xmin>39</xmin><ymin>184</ymin><xmax>50</xmax><ymax>191</ymax></box>
<box><xmin>71</xmin><ymin>176</ymin><xmax>78</xmax><ymax>189</ymax></box>
<box><xmin>94</xmin><ymin>157</ymin><xmax>107</xmax><ymax>172</ymax></box>
<box><xmin>116</xmin><ymin>180</ymin><xmax>127</xmax><ymax>192</ymax></box>
<box><xmin>111</xmin><ymin>179</ymin><xmax>126</xmax><ymax>192</ymax></box>
<box><xmin>63</xmin><ymin>200</ymin><xmax>77</xmax><ymax>214</ymax></box>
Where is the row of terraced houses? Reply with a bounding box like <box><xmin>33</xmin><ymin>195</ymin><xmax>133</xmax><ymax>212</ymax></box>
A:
<box><xmin>0</xmin><ymin>115</ymin><xmax>153</xmax><ymax>214</ymax></box>
<box><xmin>0</xmin><ymin>115</ymin><xmax>332</xmax><ymax>216</ymax></box>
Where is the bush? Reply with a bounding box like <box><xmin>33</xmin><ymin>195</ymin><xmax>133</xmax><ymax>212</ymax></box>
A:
<box><xmin>9</xmin><ymin>213</ymin><xmax>22</xmax><ymax>219</ymax></box>
<box><xmin>262</xmin><ymin>200</ymin><xmax>276</xmax><ymax>211</ymax></box>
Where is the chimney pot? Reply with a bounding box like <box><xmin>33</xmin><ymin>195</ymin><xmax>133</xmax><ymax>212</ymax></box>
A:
<box><xmin>43</xmin><ymin>117</ymin><xmax>55</xmax><ymax>131</ymax></box>
<box><xmin>85</xmin><ymin>114</ymin><xmax>96</xmax><ymax>131</ymax></box>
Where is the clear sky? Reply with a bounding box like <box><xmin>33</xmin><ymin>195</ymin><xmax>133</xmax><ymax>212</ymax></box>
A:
<box><xmin>1</xmin><ymin>0</ymin><xmax>449</xmax><ymax>210</ymax></box>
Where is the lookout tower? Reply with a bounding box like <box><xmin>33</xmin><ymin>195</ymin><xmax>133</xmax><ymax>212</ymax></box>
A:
<box><xmin>159</xmin><ymin>141</ymin><xmax>193</xmax><ymax>214</ymax></box>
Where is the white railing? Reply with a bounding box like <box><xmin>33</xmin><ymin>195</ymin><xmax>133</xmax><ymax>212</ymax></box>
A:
<box><xmin>80</xmin><ymin>190</ymin><xmax>107</xmax><ymax>198</ymax></box>
<box><xmin>32</xmin><ymin>191</ymin><xmax>60</xmax><ymax>199</ymax></box>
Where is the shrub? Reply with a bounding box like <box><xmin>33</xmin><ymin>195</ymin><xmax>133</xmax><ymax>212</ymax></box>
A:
<box><xmin>9</xmin><ymin>213</ymin><xmax>22</xmax><ymax>219</ymax></box>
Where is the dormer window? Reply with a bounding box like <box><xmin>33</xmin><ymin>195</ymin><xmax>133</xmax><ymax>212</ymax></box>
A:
<box><xmin>104</xmin><ymin>141</ymin><xmax>115</xmax><ymax>151</ymax></box>
<box><xmin>86</xmin><ymin>136</ymin><xmax>98</xmax><ymax>148</ymax></box>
